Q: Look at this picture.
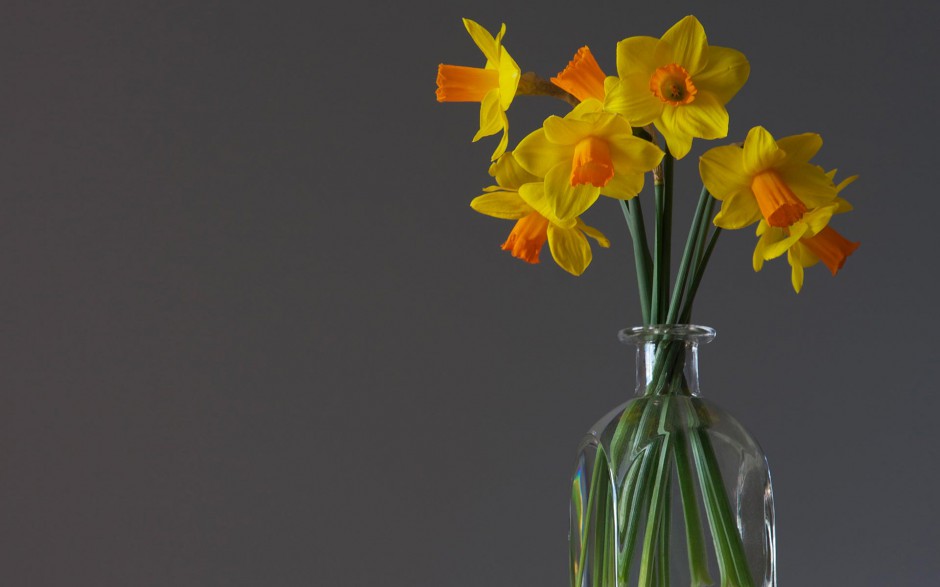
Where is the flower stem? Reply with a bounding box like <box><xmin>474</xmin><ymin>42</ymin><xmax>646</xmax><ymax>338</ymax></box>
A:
<box><xmin>680</xmin><ymin>225</ymin><xmax>722</xmax><ymax>324</ymax></box>
<box><xmin>650</xmin><ymin>151</ymin><xmax>673</xmax><ymax>324</ymax></box>
<box><xmin>667</xmin><ymin>187</ymin><xmax>711</xmax><ymax>324</ymax></box>
<box><xmin>637</xmin><ymin>400</ymin><xmax>674</xmax><ymax>586</ymax></box>
<box><xmin>675</xmin><ymin>428</ymin><xmax>714</xmax><ymax>586</ymax></box>
<box><xmin>690</xmin><ymin>422</ymin><xmax>755</xmax><ymax>587</ymax></box>
<box><xmin>621</xmin><ymin>198</ymin><xmax>653</xmax><ymax>325</ymax></box>
<box><xmin>515</xmin><ymin>71</ymin><xmax>579</xmax><ymax>106</ymax></box>
<box><xmin>575</xmin><ymin>446</ymin><xmax>609</xmax><ymax>587</ymax></box>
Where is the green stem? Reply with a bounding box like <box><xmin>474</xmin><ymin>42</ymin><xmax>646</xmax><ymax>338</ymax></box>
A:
<box><xmin>618</xmin><ymin>443</ymin><xmax>656</xmax><ymax>584</ymax></box>
<box><xmin>660</xmin><ymin>151</ymin><xmax>674</xmax><ymax>320</ymax></box>
<box><xmin>575</xmin><ymin>447</ymin><xmax>608</xmax><ymax>587</ymax></box>
<box><xmin>594</xmin><ymin>478</ymin><xmax>612</xmax><ymax>587</ymax></box>
<box><xmin>666</xmin><ymin>187</ymin><xmax>711</xmax><ymax>324</ymax></box>
<box><xmin>656</xmin><ymin>468</ymin><xmax>672</xmax><ymax>587</ymax></box>
<box><xmin>691</xmin><ymin>428</ymin><xmax>755</xmax><ymax>587</ymax></box>
<box><xmin>650</xmin><ymin>152</ymin><xmax>672</xmax><ymax>324</ymax></box>
<box><xmin>621</xmin><ymin>199</ymin><xmax>653</xmax><ymax>325</ymax></box>
<box><xmin>675</xmin><ymin>428</ymin><xmax>713</xmax><ymax>586</ymax></box>
<box><xmin>638</xmin><ymin>399</ymin><xmax>674</xmax><ymax>587</ymax></box>
<box><xmin>680</xmin><ymin>226</ymin><xmax>722</xmax><ymax>324</ymax></box>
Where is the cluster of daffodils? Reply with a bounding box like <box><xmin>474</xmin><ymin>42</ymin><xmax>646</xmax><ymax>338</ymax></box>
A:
<box><xmin>437</xmin><ymin>16</ymin><xmax>858</xmax><ymax>293</ymax></box>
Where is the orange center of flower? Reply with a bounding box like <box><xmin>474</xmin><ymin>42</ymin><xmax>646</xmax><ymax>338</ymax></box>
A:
<box><xmin>570</xmin><ymin>136</ymin><xmax>615</xmax><ymax>187</ymax></box>
<box><xmin>650</xmin><ymin>63</ymin><xmax>697</xmax><ymax>105</ymax></box>
<box><xmin>436</xmin><ymin>64</ymin><xmax>499</xmax><ymax>102</ymax></box>
<box><xmin>501</xmin><ymin>212</ymin><xmax>550</xmax><ymax>264</ymax></box>
<box><xmin>801</xmin><ymin>226</ymin><xmax>860</xmax><ymax>276</ymax></box>
<box><xmin>550</xmin><ymin>46</ymin><xmax>607</xmax><ymax>103</ymax></box>
<box><xmin>750</xmin><ymin>170</ymin><xmax>808</xmax><ymax>227</ymax></box>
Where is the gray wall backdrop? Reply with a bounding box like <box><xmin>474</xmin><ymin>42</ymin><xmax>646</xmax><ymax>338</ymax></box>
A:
<box><xmin>3</xmin><ymin>0</ymin><xmax>939</xmax><ymax>585</ymax></box>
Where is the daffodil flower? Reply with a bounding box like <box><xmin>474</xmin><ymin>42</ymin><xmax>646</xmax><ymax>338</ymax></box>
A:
<box><xmin>470</xmin><ymin>154</ymin><xmax>610</xmax><ymax>275</ymax></box>
<box><xmin>436</xmin><ymin>19</ymin><xmax>521</xmax><ymax>161</ymax></box>
<box><xmin>700</xmin><ymin>126</ymin><xmax>839</xmax><ymax>230</ymax></box>
<box><xmin>605</xmin><ymin>15</ymin><xmax>749</xmax><ymax>159</ymax></box>
<box><xmin>753</xmin><ymin>173</ymin><xmax>859</xmax><ymax>292</ymax></box>
<box><xmin>551</xmin><ymin>46</ymin><xmax>607</xmax><ymax>103</ymax></box>
<box><xmin>512</xmin><ymin>100</ymin><xmax>664</xmax><ymax>222</ymax></box>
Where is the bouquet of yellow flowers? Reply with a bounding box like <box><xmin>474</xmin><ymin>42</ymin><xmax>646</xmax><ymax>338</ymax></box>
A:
<box><xmin>437</xmin><ymin>15</ymin><xmax>858</xmax><ymax>587</ymax></box>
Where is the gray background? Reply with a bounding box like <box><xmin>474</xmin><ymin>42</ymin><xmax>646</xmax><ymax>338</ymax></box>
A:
<box><xmin>2</xmin><ymin>0</ymin><xmax>938</xmax><ymax>585</ymax></box>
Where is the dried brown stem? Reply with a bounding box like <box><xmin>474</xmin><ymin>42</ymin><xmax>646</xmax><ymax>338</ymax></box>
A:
<box><xmin>515</xmin><ymin>72</ymin><xmax>579</xmax><ymax>107</ymax></box>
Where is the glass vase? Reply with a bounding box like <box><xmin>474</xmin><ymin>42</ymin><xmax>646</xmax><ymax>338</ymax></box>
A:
<box><xmin>569</xmin><ymin>325</ymin><xmax>775</xmax><ymax>587</ymax></box>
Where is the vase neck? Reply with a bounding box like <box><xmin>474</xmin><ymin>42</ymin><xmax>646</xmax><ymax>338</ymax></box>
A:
<box><xmin>619</xmin><ymin>325</ymin><xmax>715</xmax><ymax>397</ymax></box>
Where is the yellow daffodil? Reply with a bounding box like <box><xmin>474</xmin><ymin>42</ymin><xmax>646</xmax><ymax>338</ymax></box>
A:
<box><xmin>605</xmin><ymin>15</ymin><xmax>749</xmax><ymax>159</ymax></box>
<box><xmin>700</xmin><ymin>126</ymin><xmax>839</xmax><ymax>230</ymax></box>
<box><xmin>551</xmin><ymin>46</ymin><xmax>607</xmax><ymax>103</ymax></box>
<box><xmin>512</xmin><ymin>100</ymin><xmax>664</xmax><ymax>222</ymax></box>
<box><xmin>753</xmin><ymin>173</ymin><xmax>859</xmax><ymax>292</ymax></box>
<box><xmin>470</xmin><ymin>154</ymin><xmax>610</xmax><ymax>275</ymax></box>
<box><xmin>436</xmin><ymin>19</ymin><xmax>521</xmax><ymax>161</ymax></box>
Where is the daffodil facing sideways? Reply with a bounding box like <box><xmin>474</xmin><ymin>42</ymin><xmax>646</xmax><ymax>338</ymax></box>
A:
<box><xmin>605</xmin><ymin>15</ymin><xmax>749</xmax><ymax>159</ymax></box>
<box><xmin>470</xmin><ymin>153</ymin><xmax>610</xmax><ymax>276</ymax></box>
<box><xmin>436</xmin><ymin>19</ymin><xmax>521</xmax><ymax>161</ymax></box>
<box><xmin>512</xmin><ymin>99</ymin><xmax>664</xmax><ymax>222</ymax></box>
<box><xmin>753</xmin><ymin>173</ymin><xmax>859</xmax><ymax>292</ymax></box>
<box><xmin>700</xmin><ymin>126</ymin><xmax>840</xmax><ymax>230</ymax></box>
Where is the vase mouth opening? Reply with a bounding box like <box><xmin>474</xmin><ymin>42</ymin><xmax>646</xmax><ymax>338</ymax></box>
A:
<box><xmin>618</xmin><ymin>324</ymin><xmax>716</xmax><ymax>345</ymax></box>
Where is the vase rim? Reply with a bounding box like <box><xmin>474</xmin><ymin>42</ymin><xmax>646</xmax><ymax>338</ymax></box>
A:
<box><xmin>618</xmin><ymin>324</ymin><xmax>716</xmax><ymax>344</ymax></box>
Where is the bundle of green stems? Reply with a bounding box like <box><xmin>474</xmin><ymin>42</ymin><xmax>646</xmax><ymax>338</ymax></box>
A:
<box><xmin>571</xmin><ymin>143</ymin><xmax>755</xmax><ymax>587</ymax></box>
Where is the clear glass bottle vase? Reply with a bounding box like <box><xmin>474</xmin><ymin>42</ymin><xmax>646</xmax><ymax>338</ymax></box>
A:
<box><xmin>570</xmin><ymin>325</ymin><xmax>775</xmax><ymax>587</ymax></box>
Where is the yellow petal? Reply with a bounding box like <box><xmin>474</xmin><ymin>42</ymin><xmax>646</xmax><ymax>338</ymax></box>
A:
<box><xmin>656</xmin><ymin>108</ymin><xmax>693</xmax><ymax>159</ymax></box>
<box><xmin>513</xmin><ymin>128</ymin><xmax>569</xmax><ymax>177</ymax></box>
<box><xmin>699</xmin><ymin>144</ymin><xmax>748</xmax><ymax>199</ymax></box>
<box><xmin>791</xmin><ymin>242</ymin><xmax>820</xmax><ymax>268</ymax></box>
<box><xmin>752</xmin><ymin>223</ymin><xmax>780</xmax><ymax>271</ymax></box>
<box><xmin>491</xmin><ymin>110</ymin><xmax>510</xmax><ymax>160</ymax></box>
<box><xmin>604</xmin><ymin>75</ymin><xmax>662</xmax><ymax>126</ymax></box>
<box><xmin>568</xmin><ymin>98</ymin><xmax>606</xmax><ymax>120</ymax></box>
<box><xmin>497</xmin><ymin>49</ymin><xmax>521</xmax><ymax>110</ymax></box>
<box><xmin>544</xmin><ymin>115</ymin><xmax>593</xmax><ymax>145</ymax></box>
<box><xmin>762</xmin><ymin>222</ymin><xmax>807</xmax><ymax>260</ymax></box>
<box><xmin>492</xmin><ymin>152</ymin><xmax>540</xmax><ymax>188</ymax></box>
<box><xmin>788</xmin><ymin>250</ymin><xmax>805</xmax><ymax>293</ymax></box>
<box><xmin>801</xmin><ymin>205</ymin><xmax>836</xmax><ymax>236</ymax></box>
<box><xmin>577</xmin><ymin>219</ymin><xmax>610</xmax><ymax>248</ymax></box>
<box><xmin>616</xmin><ymin>36</ymin><xmax>660</xmax><ymax>77</ymax></box>
<box><xmin>463</xmin><ymin>19</ymin><xmax>499</xmax><ymax>63</ymax></box>
<box><xmin>547</xmin><ymin>224</ymin><xmax>592</xmax><ymax>276</ymax></box>
<box><xmin>673</xmin><ymin>91</ymin><xmax>728</xmax><ymax>139</ymax></box>
<box><xmin>591</xmin><ymin>109</ymin><xmax>636</xmax><ymax>140</ymax></box>
<box><xmin>473</xmin><ymin>89</ymin><xmax>502</xmax><ymax>142</ymax></box>
<box><xmin>755</xmin><ymin>219</ymin><xmax>769</xmax><ymax>236</ymax></box>
<box><xmin>833</xmin><ymin>196</ymin><xmax>854</xmax><ymax>213</ymax></box>
<box><xmin>742</xmin><ymin>126</ymin><xmax>785</xmax><ymax>174</ymax></box>
<box><xmin>599</xmin><ymin>167</ymin><xmax>645</xmax><ymax>200</ymax></box>
<box><xmin>607</xmin><ymin>137</ymin><xmax>665</xmax><ymax>184</ymax></box>
<box><xmin>470</xmin><ymin>190</ymin><xmax>532</xmax><ymax>219</ymax></box>
<box><xmin>777</xmin><ymin>133</ymin><xmax>823</xmax><ymax>166</ymax></box>
<box><xmin>778</xmin><ymin>163</ymin><xmax>838</xmax><ymax>208</ymax></box>
<box><xmin>517</xmin><ymin>182</ymin><xmax>577</xmax><ymax>228</ymax></box>
<box><xmin>753</xmin><ymin>230</ymin><xmax>769</xmax><ymax>272</ymax></box>
<box><xmin>787</xmin><ymin>244</ymin><xmax>819</xmax><ymax>293</ymax></box>
<box><xmin>660</xmin><ymin>16</ymin><xmax>708</xmax><ymax>74</ymax></box>
<box><xmin>545</xmin><ymin>162</ymin><xmax>601</xmax><ymax>221</ymax></box>
<box><xmin>835</xmin><ymin>174</ymin><xmax>858</xmax><ymax>194</ymax></box>
<box><xmin>694</xmin><ymin>45</ymin><xmax>750</xmax><ymax>104</ymax></box>
<box><xmin>713</xmin><ymin>189</ymin><xmax>762</xmax><ymax>229</ymax></box>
